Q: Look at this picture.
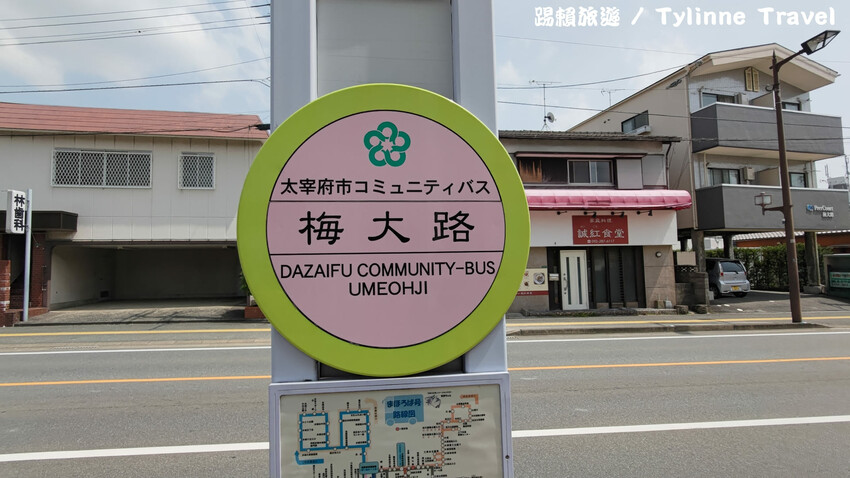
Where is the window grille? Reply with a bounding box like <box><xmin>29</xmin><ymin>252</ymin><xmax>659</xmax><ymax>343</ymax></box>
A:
<box><xmin>179</xmin><ymin>153</ymin><xmax>215</xmax><ymax>189</ymax></box>
<box><xmin>53</xmin><ymin>149</ymin><xmax>151</xmax><ymax>188</ymax></box>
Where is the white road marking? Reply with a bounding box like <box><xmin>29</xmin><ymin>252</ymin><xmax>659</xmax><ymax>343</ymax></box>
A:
<box><xmin>508</xmin><ymin>330</ymin><xmax>850</xmax><ymax>344</ymax></box>
<box><xmin>4</xmin><ymin>415</ymin><xmax>849</xmax><ymax>462</ymax></box>
<box><xmin>512</xmin><ymin>415</ymin><xmax>850</xmax><ymax>438</ymax></box>
<box><xmin>4</xmin><ymin>331</ymin><xmax>848</xmax><ymax>355</ymax></box>
<box><xmin>0</xmin><ymin>442</ymin><xmax>269</xmax><ymax>463</ymax></box>
<box><xmin>0</xmin><ymin>346</ymin><xmax>271</xmax><ymax>357</ymax></box>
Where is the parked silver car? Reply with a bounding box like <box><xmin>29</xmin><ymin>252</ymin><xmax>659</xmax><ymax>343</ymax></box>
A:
<box><xmin>706</xmin><ymin>258</ymin><xmax>750</xmax><ymax>298</ymax></box>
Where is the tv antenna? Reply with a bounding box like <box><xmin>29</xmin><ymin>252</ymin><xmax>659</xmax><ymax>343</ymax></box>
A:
<box><xmin>600</xmin><ymin>88</ymin><xmax>629</xmax><ymax>106</ymax></box>
<box><xmin>530</xmin><ymin>80</ymin><xmax>558</xmax><ymax>130</ymax></box>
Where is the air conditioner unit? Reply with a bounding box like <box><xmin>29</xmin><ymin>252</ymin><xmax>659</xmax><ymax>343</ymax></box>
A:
<box><xmin>740</xmin><ymin>166</ymin><xmax>755</xmax><ymax>181</ymax></box>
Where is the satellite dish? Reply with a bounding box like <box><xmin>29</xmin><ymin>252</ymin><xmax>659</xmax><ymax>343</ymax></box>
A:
<box><xmin>545</xmin><ymin>112</ymin><xmax>556</xmax><ymax>124</ymax></box>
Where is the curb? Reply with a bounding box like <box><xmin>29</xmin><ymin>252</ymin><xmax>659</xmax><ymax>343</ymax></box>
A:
<box><xmin>506</xmin><ymin>322</ymin><xmax>827</xmax><ymax>336</ymax></box>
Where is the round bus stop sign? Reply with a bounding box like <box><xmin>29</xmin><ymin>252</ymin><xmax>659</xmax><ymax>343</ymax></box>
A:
<box><xmin>238</xmin><ymin>84</ymin><xmax>529</xmax><ymax>377</ymax></box>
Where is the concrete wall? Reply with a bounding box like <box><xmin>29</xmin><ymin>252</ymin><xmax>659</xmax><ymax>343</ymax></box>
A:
<box><xmin>695</xmin><ymin>184</ymin><xmax>850</xmax><ymax>231</ymax></box>
<box><xmin>691</xmin><ymin>103</ymin><xmax>844</xmax><ymax>158</ymax></box>
<box><xmin>114</xmin><ymin>248</ymin><xmax>241</xmax><ymax>299</ymax></box>
<box><xmin>50</xmin><ymin>246</ymin><xmax>242</xmax><ymax>306</ymax></box>
<box><xmin>642</xmin><ymin>246</ymin><xmax>676</xmax><ymax>306</ymax></box>
<box><xmin>509</xmin><ymin>247</ymin><xmax>550</xmax><ymax>313</ymax></box>
<box><xmin>51</xmin><ymin>246</ymin><xmax>115</xmax><ymax>308</ymax></box>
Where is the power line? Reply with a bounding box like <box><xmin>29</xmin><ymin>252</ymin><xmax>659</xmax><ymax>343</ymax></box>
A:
<box><xmin>497</xmin><ymin>34</ymin><xmax>848</xmax><ymax>65</ymax></box>
<box><xmin>0</xmin><ymin>0</ymin><xmax>263</xmax><ymax>22</ymax></box>
<box><xmin>0</xmin><ymin>4</ymin><xmax>269</xmax><ymax>32</ymax></box>
<box><xmin>0</xmin><ymin>14</ymin><xmax>269</xmax><ymax>45</ymax></box>
<box><xmin>241</xmin><ymin>0</ymin><xmax>271</xmax><ymax>65</ymax></box>
<box><xmin>498</xmin><ymin>64</ymin><xmax>684</xmax><ymax>90</ymax></box>
<box><xmin>0</xmin><ymin>57</ymin><xmax>269</xmax><ymax>89</ymax></box>
<box><xmin>496</xmin><ymin>34</ymin><xmax>698</xmax><ymax>56</ymax></box>
<box><xmin>0</xmin><ymin>79</ymin><xmax>268</xmax><ymax>95</ymax></box>
<box><xmin>0</xmin><ymin>20</ymin><xmax>269</xmax><ymax>47</ymax></box>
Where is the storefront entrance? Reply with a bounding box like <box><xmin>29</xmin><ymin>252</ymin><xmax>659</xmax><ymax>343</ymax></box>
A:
<box><xmin>559</xmin><ymin>250</ymin><xmax>588</xmax><ymax>310</ymax></box>
<box><xmin>550</xmin><ymin>246</ymin><xmax>646</xmax><ymax>310</ymax></box>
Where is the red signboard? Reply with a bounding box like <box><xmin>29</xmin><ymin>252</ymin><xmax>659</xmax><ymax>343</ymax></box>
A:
<box><xmin>572</xmin><ymin>215</ymin><xmax>629</xmax><ymax>245</ymax></box>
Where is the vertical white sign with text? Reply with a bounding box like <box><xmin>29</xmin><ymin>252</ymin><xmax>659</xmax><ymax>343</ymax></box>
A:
<box><xmin>5</xmin><ymin>189</ymin><xmax>27</xmax><ymax>234</ymax></box>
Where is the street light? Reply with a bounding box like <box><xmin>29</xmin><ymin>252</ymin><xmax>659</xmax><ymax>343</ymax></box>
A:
<box><xmin>770</xmin><ymin>30</ymin><xmax>839</xmax><ymax>324</ymax></box>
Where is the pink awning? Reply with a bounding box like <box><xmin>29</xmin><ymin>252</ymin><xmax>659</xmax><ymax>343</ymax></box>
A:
<box><xmin>526</xmin><ymin>189</ymin><xmax>692</xmax><ymax>211</ymax></box>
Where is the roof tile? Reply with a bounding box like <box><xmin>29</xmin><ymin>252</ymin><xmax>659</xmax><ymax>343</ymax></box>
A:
<box><xmin>0</xmin><ymin>102</ymin><xmax>268</xmax><ymax>140</ymax></box>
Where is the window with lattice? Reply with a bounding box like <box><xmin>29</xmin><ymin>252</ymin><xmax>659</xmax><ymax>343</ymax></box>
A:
<box><xmin>179</xmin><ymin>153</ymin><xmax>215</xmax><ymax>189</ymax></box>
<box><xmin>53</xmin><ymin>149</ymin><xmax>151</xmax><ymax>188</ymax></box>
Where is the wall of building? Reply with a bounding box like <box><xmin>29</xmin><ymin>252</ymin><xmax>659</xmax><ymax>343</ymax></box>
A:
<box><xmin>529</xmin><ymin>210</ymin><xmax>678</xmax><ymax>247</ymax></box>
<box><xmin>50</xmin><ymin>246</ymin><xmax>242</xmax><ymax>307</ymax></box>
<box><xmin>694</xmin><ymin>152</ymin><xmax>811</xmax><ymax>190</ymax></box>
<box><xmin>642</xmin><ymin>245</ymin><xmax>676</xmax><ymax>307</ymax></box>
<box><xmin>569</xmin><ymin>79</ymin><xmax>695</xmax><ymax>228</ymax></box>
<box><xmin>509</xmin><ymin>247</ymin><xmax>549</xmax><ymax>313</ymax></box>
<box><xmin>688</xmin><ymin>68</ymin><xmax>810</xmax><ymax>112</ymax></box>
<box><xmin>114</xmin><ymin>248</ymin><xmax>241</xmax><ymax>299</ymax></box>
<box><xmin>51</xmin><ymin>246</ymin><xmax>115</xmax><ymax>308</ymax></box>
<box><xmin>0</xmin><ymin>134</ymin><xmax>262</xmax><ymax>242</ymax></box>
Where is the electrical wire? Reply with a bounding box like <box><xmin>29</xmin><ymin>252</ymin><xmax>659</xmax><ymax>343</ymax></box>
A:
<box><xmin>498</xmin><ymin>65</ymin><xmax>685</xmax><ymax>90</ymax></box>
<box><xmin>0</xmin><ymin>4</ymin><xmax>269</xmax><ymax>32</ymax></box>
<box><xmin>0</xmin><ymin>57</ymin><xmax>270</xmax><ymax>88</ymax></box>
<box><xmin>0</xmin><ymin>78</ymin><xmax>268</xmax><ymax>95</ymax></box>
<box><xmin>0</xmin><ymin>0</ymin><xmax>264</xmax><ymax>23</ymax></box>
<box><xmin>496</xmin><ymin>34</ymin><xmax>699</xmax><ymax>56</ymax></box>
<box><xmin>0</xmin><ymin>20</ymin><xmax>269</xmax><ymax>47</ymax></box>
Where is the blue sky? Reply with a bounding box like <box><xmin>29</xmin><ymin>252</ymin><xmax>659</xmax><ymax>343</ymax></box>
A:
<box><xmin>1</xmin><ymin>1</ymin><xmax>847</xmax><ymax>181</ymax></box>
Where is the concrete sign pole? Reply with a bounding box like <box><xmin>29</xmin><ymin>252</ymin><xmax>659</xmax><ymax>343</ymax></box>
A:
<box><xmin>22</xmin><ymin>189</ymin><xmax>31</xmax><ymax>322</ymax></box>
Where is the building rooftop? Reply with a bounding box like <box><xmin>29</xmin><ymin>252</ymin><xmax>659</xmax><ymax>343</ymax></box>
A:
<box><xmin>0</xmin><ymin>102</ymin><xmax>268</xmax><ymax>140</ymax></box>
<box><xmin>500</xmin><ymin>130</ymin><xmax>680</xmax><ymax>143</ymax></box>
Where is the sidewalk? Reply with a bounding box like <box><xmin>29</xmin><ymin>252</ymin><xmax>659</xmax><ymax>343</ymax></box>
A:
<box><xmin>506</xmin><ymin>290</ymin><xmax>850</xmax><ymax>335</ymax></box>
<box><xmin>10</xmin><ymin>291</ymin><xmax>850</xmax><ymax>334</ymax></box>
<box><xmin>13</xmin><ymin>298</ymin><xmax>254</xmax><ymax>326</ymax></box>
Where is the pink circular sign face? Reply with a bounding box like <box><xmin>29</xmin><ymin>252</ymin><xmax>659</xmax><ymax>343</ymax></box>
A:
<box><xmin>266</xmin><ymin>111</ymin><xmax>506</xmax><ymax>348</ymax></box>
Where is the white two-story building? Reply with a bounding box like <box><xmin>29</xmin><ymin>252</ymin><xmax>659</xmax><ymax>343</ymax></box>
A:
<box><xmin>0</xmin><ymin>102</ymin><xmax>267</xmax><ymax>320</ymax></box>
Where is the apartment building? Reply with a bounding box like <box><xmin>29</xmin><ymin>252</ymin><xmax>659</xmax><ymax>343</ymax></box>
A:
<box><xmin>571</xmin><ymin>43</ymin><xmax>847</xmax><ymax>288</ymax></box>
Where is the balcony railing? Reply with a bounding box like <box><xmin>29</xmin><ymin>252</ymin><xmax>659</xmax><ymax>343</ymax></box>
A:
<box><xmin>691</xmin><ymin>103</ymin><xmax>843</xmax><ymax>161</ymax></box>
<box><xmin>695</xmin><ymin>184</ymin><xmax>849</xmax><ymax>231</ymax></box>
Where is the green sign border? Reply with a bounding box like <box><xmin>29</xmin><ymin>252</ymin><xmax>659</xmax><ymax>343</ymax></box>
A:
<box><xmin>238</xmin><ymin>84</ymin><xmax>529</xmax><ymax>377</ymax></box>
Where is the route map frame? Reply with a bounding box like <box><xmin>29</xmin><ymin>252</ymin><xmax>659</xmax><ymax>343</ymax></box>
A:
<box><xmin>269</xmin><ymin>372</ymin><xmax>512</xmax><ymax>477</ymax></box>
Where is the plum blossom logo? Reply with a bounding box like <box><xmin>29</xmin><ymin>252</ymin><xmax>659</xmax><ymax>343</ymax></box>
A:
<box><xmin>363</xmin><ymin>121</ymin><xmax>410</xmax><ymax>167</ymax></box>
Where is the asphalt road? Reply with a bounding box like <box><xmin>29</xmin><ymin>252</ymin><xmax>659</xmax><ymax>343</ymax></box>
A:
<box><xmin>2</xmin><ymin>324</ymin><xmax>849</xmax><ymax>477</ymax></box>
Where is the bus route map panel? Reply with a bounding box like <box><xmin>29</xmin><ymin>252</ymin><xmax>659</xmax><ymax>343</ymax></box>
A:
<box><xmin>270</xmin><ymin>373</ymin><xmax>510</xmax><ymax>478</ymax></box>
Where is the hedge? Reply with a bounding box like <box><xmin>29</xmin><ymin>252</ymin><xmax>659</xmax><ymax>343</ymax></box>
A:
<box><xmin>706</xmin><ymin>244</ymin><xmax>833</xmax><ymax>291</ymax></box>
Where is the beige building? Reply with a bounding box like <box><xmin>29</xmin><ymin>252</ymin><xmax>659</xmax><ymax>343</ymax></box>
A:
<box><xmin>570</xmin><ymin>43</ymin><xmax>846</xmax><ymax>289</ymax></box>
<box><xmin>500</xmin><ymin>131</ymin><xmax>690</xmax><ymax>312</ymax></box>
